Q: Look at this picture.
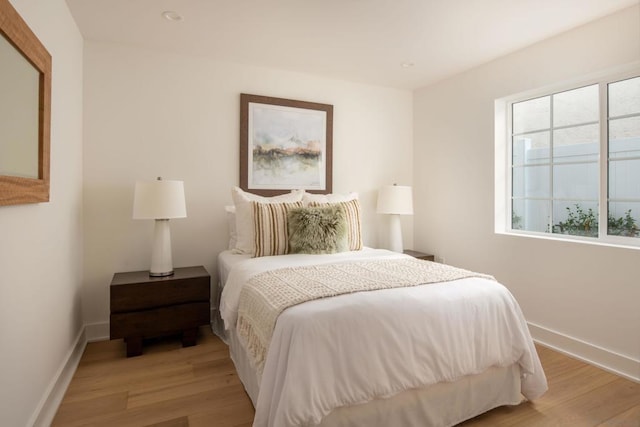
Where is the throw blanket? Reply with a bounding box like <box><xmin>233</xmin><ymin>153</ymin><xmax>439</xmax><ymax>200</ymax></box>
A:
<box><xmin>237</xmin><ymin>258</ymin><xmax>494</xmax><ymax>375</ymax></box>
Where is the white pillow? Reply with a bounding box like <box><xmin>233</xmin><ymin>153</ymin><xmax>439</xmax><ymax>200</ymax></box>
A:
<box><xmin>303</xmin><ymin>192</ymin><xmax>358</xmax><ymax>205</ymax></box>
<box><xmin>231</xmin><ymin>187</ymin><xmax>304</xmax><ymax>254</ymax></box>
<box><xmin>225</xmin><ymin>205</ymin><xmax>237</xmax><ymax>250</ymax></box>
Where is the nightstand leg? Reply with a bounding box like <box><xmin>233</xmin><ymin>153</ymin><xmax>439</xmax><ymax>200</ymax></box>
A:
<box><xmin>182</xmin><ymin>328</ymin><xmax>198</xmax><ymax>347</ymax></box>
<box><xmin>125</xmin><ymin>337</ymin><xmax>143</xmax><ymax>357</ymax></box>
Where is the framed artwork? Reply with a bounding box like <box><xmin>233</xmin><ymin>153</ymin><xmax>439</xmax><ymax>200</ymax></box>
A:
<box><xmin>240</xmin><ymin>93</ymin><xmax>333</xmax><ymax>196</ymax></box>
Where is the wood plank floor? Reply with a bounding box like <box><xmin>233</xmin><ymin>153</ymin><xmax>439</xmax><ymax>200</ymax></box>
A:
<box><xmin>52</xmin><ymin>327</ymin><xmax>639</xmax><ymax>427</ymax></box>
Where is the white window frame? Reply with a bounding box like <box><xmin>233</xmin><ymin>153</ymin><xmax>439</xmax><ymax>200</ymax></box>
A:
<box><xmin>495</xmin><ymin>62</ymin><xmax>640</xmax><ymax>249</ymax></box>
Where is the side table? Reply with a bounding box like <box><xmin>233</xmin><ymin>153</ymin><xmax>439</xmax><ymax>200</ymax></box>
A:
<box><xmin>403</xmin><ymin>249</ymin><xmax>435</xmax><ymax>261</ymax></box>
<box><xmin>110</xmin><ymin>266</ymin><xmax>210</xmax><ymax>357</ymax></box>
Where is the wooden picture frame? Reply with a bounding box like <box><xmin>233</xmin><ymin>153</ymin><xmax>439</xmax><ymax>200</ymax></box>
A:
<box><xmin>240</xmin><ymin>93</ymin><xmax>333</xmax><ymax>197</ymax></box>
<box><xmin>0</xmin><ymin>0</ymin><xmax>51</xmax><ymax>206</ymax></box>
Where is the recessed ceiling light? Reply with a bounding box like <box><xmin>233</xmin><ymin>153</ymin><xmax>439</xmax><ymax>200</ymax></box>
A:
<box><xmin>162</xmin><ymin>11</ymin><xmax>183</xmax><ymax>22</ymax></box>
<box><xmin>401</xmin><ymin>62</ymin><xmax>415</xmax><ymax>68</ymax></box>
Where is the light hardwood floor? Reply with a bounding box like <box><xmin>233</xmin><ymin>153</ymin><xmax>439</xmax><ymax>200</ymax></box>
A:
<box><xmin>52</xmin><ymin>327</ymin><xmax>639</xmax><ymax>427</ymax></box>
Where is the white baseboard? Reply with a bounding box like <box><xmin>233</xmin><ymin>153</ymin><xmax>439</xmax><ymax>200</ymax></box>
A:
<box><xmin>85</xmin><ymin>321</ymin><xmax>110</xmax><ymax>342</ymax></box>
<box><xmin>28</xmin><ymin>327</ymin><xmax>87</xmax><ymax>427</ymax></box>
<box><xmin>528</xmin><ymin>322</ymin><xmax>640</xmax><ymax>383</ymax></box>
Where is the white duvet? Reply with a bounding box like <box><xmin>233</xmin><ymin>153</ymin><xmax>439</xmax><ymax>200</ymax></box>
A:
<box><xmin>220</xmin><ymin>249</ymin><xmax>547</xmax><ymax>427</ymax></box>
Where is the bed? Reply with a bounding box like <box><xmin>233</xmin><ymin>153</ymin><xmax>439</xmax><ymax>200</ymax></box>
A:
<box><xmin>215</xmin><ymin>248</ymin><xmax>548</xmax><ymax>427</ymax></box>
<box><xmin>213</xmin><ymin>187</ymin><xmax>547</xmax><ymax>426</ymax></box>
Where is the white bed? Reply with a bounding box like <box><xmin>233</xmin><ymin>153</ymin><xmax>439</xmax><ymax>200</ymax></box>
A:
<box><xmin>215</xmin><ymin>248</ymin><xmax>547</xmax><ymax>427</ymax></box>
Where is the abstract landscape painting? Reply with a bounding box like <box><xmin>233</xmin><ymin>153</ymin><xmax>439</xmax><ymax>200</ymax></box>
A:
<box><xmin>240</xmin><ymin>94</ymin><xmax>333</xmax><ymax>196</ymax></box>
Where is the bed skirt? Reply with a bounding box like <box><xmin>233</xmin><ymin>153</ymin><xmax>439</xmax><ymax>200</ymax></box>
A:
<box><xmin>222</xmin><ymin>324</ymin><xmax>523</xmax><ymax>427</ymax></box>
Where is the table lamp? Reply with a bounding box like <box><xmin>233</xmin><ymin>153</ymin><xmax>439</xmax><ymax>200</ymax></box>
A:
<box><xmin>133</xmin><ymin>177</ymin><xmax>186</xmax><ymax>277</ymax></box>
<box><xmin>376</xmin><ymin>184</ymin><xmax>413</xmax><ymax>253</ymax></box>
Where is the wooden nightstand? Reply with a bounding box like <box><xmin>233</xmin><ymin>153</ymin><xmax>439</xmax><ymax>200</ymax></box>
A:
<box><xmin>403</xmin><ymin>249</ymin><xmax>435</xmax><ymax>261</ymax></box>
<box><xmin>110</xmin><ymin>266</ymin><xmax>211</xmax><ymax>357</ymax></box>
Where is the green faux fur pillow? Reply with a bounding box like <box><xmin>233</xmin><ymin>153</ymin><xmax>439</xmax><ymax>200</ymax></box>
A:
<box><xmin>287</xmin><ymin>205</ymin><xmax>349</xmax><ymax>254</ymax></box>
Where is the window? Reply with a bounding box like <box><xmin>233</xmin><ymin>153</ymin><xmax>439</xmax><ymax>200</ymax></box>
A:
<box><xmin>608</xmin><ymin>76</ymin><xmax>640</xmax><ymax>238</ymax></box>
<box><xmin>498</xmin><ymin>68</ymin><xmax>640</xmax><ymax>247</ymax></box>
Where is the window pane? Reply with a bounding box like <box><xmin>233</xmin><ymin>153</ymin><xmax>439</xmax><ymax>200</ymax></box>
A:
<box><xmin>553</xmin><ymin>124</ymin><xmax>599</xmax><ymax>162</ymax></box>
<box><xmin>513</xmin><ymin>165</ymin><xmax>550</xmax><ymax>198</ymax></box>
<box><xmin>513</xmin><ymin>96</ymin><xmax>550</xmax><ymax>134</ymax></box>
<box><xmin>609</xmin><ymin>158</ymin><xmax>640</xmax><ymax>200</ymax></box>
<box><xmin>553</xmin><ymin>163</ymin><xmax>599</xmax><ymax>200</ymax></box>
<box><xmin>553</xmin><ymin>85</ymin><xmax>598</xmax><ymax>126</ymax></box>
<box><xmin>513</xmin><ymin>132</ymin><xmax>550</xmax><ymax>165</ymax></box>
<box><xmin>609</xmin><ymin>117</ymin><xmax>640</xmax><ymax>160</ymax></box>
<box><xmin>512</xmin><ymin>199</ymin><xmax>550</xmax><ymax>233</ymax></box>
<box><xmin>552</xmin><ymin>201</ymin><xmax>599</xmax><ymax>237</ymax></box>
<box><xmin>608</xmin><ymin>201</ymin><xmax>640</xmax><ymax>238</ymax></box>
<box><xmin>609</xmin><ymin>76</ymin><xmax>640</xmax><ymax>117</ymax></box>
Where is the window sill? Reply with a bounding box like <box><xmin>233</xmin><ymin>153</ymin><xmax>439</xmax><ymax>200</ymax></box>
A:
<box><xmin>495</xmin><ymin>229</ymin><xmax>640</xmax><ymax>251</ymax></box>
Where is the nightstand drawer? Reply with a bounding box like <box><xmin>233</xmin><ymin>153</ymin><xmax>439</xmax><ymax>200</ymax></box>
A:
<box><xmin>111</xmin><ymin>276</ymin><xmax>209</xmax><ymax>312</ymax></box>
<box><xmin>110</xmin><ymin>266</ymin><xmax>210</xmax><ymax>312</ymax></box>
<box><xmin>110</xmin><ymin>302</ymin><xmax>210</xmax><ymax>339</ymax></box>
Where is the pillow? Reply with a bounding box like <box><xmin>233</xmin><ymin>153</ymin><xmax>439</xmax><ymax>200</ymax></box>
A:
<box><xmin>225</xmin><ymin>205</ymin><xmax>237</xmax><ymax>250</ymax></box>
<box><xmin>232</xmin><ymin>187</ymin><xmax>304</xmax><ymax>254</ymax></box>
<box><xmin>252</xmin><ymin>201</ymin><xmax>303</xmax><ymax>257</ymax></box>
<box><xmin>309</xmin><ymin>198</ymin><xmax>363</xmax><ymax>251</ymax></box>
<box><xmin>288</xmin><ymin>205</ymin><xmax>348</xmax><ymax>254</ymax></box>
<box><xmin>302</xmin><ymin>191</ymin><xmax>358</xmax><ymax>206</ymax></box>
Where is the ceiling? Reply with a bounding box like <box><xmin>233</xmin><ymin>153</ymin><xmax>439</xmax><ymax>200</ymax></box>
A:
<box><xmin>65</xmin><ymin>0</ymin><xmax>638</xmax><ymax>90</ymax></box>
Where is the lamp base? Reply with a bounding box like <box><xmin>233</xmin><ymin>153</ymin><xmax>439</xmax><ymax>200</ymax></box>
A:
<box><xmin>149</xmin><ymin>219</ymin><xmax>174</xmax><ymax>277</ymax></box>
<box><xmin>149</xmin><ymin>270</ymin><xmax>174</xmax><ymax>278</ymax></box>
<box><xmin>388</xmin><ymin>214</ymin><xmax>404</xmax><ymax>253</ymax></box>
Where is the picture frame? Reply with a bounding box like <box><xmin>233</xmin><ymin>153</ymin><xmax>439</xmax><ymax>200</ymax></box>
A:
<box><xmin>240</xmin><ymin>93</ymin><xmax>333</xmax><ymax>196</ymax></box>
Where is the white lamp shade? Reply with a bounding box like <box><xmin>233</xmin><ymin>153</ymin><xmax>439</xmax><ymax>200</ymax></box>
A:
<box><xmin>133</xmin><ymin>179</ymin><xmax>187</xmax><ymax>219</ymax></box>
<box><xmin>377</xmin><ymin>185</ymin><xmax>413</xmax><ymax>215</ymax></box>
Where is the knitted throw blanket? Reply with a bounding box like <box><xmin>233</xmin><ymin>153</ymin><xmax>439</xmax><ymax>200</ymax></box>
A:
<box><xmin>236</xmin><ymin>258</ymin><xmax>494</xmax><ymax>376</ymax></box>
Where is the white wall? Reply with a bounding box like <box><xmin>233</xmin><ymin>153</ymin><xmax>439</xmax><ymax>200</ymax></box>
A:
<box><xmin>82</xmin><ymin>42</ymin><xmax>413</xmax><ymax>332</ymax></box>
<box><xmin>0</xmin><ymin>0</ymin><xmax>84</xmax><ymax>425</ymax></box>
<box><xmin>414</xmin><ymin>5</ymin><xmax>640</xmax><ymax>378</ymax></box>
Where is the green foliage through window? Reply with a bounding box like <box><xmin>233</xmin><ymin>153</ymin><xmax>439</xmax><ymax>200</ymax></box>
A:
<box><xmin>608</xmin><ymin>209</ymin><xmax>639</xmax><ymax>237</ymax></box>
<box><xmin>552</xmin><ymin>204</ymin><xmax>638</xmax><ymax>237</ymax></box>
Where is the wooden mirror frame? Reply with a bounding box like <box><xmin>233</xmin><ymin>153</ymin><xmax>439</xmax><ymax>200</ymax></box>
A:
<box><xmin>0</xmin><ymin>0</ymin><xmax>51</xmax><ymax>206</ymax></box>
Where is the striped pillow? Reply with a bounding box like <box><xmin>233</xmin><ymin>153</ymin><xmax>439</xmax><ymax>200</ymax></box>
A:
<box><xmin>252</xmin><ymin>201</ymin><xmax>303</xmax><ymax>257</ymax></box>
<box><xmin>309</xmin><ymin>198</ymin><xmax>363</xmax><ymax>251</ymax></box>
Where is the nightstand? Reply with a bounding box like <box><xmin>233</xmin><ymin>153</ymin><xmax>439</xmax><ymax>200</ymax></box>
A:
<box><xmin>403</xmin><ymin>249</ymin><xmax>435</xmax><ymax>261</ymax></box>
<box><xmin>110</xmin><ymin>266</ymin><xmax>211</xmax><ymax>357</ymax></box>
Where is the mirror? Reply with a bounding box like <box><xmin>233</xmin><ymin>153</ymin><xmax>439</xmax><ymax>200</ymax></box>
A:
<box><xmin>0</xmin><ymin>0</ymin><xmax>51</xmax><ymax>206</ymax></box>
<box><xmin>0</xmin><ymin>33</ymin><xmax>39</xmax><ymax>179</ymax></box>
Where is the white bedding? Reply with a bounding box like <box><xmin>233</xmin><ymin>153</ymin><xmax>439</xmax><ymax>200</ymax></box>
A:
<box><xmin>220</xmin><ymin>249</ymin><xmax>547</xmax><ymax>427</ymax></box>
